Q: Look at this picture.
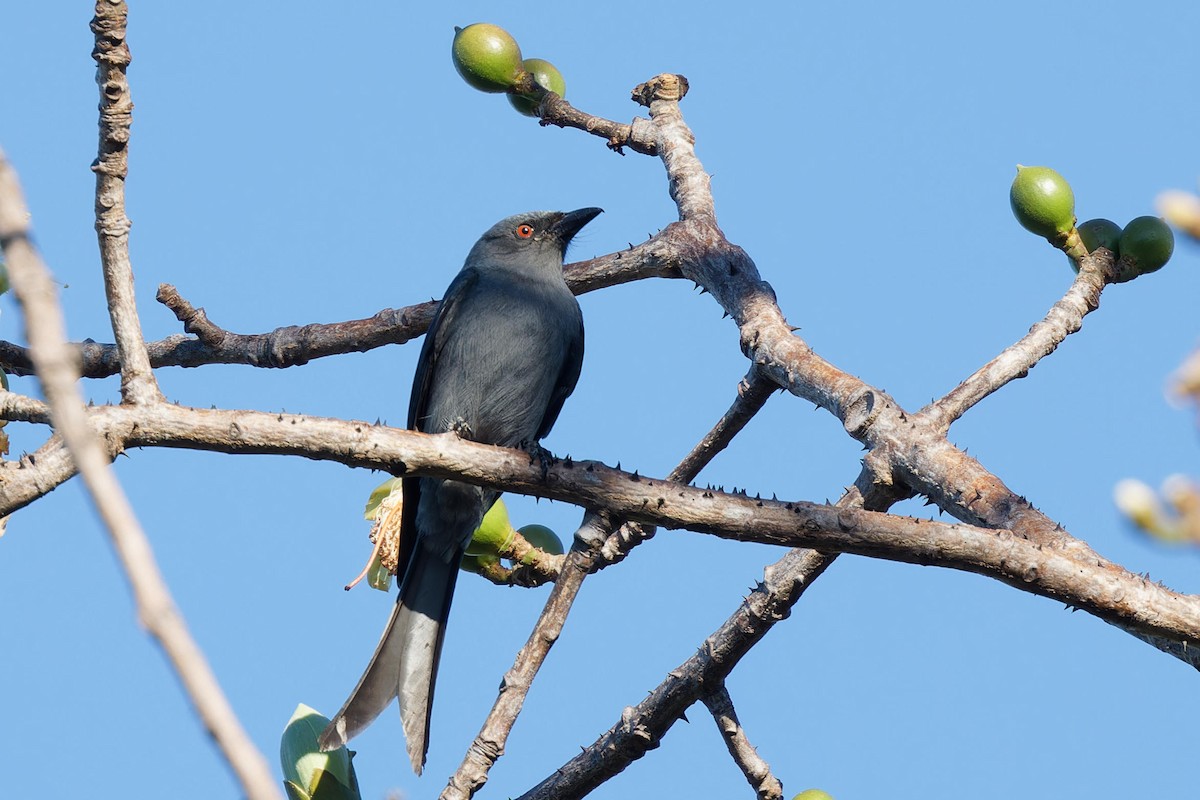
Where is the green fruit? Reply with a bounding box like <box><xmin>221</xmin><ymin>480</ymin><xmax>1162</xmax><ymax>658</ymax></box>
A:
<box><xmin>508</xmin><ymin>58</ymin><xmax>566</xmax><ymax>116</ymax></box>
<box><xmin>1077</xmin><ymin>218</ymin><xmax>1122</xmax><ymax>256</ymax></box>
<box><xmin>1118</xmin><ymin>215</ymin><xmax>1174</xmax><ymax>276</ymax></box>
<box><xmin>460</xmin><ymin>552</ymin><xmax>501</xmax><ymax>575</ymax></box>
<box><xmin>518</xmin><ymin>523</ymin><xmax>564</xmax><ymax>559</ymax></box>
<box><xmin>451</xmin><ymin>23</ymin><xmax>524</xmax><ymax>93</ymax></box>
<box><xmin>792</xmin><ymin>791</ymin><xmax>835</xmax><ymax>800</ymax></box>
<box><xmin>1010</xmin><ymin>165</ymin><xmax>1075</xmax><ymax>239</ymax></box>
<box><xmin>465</xmin><ymin>498</ymin><xmax>516</xmax><ymax>556</ymax></box>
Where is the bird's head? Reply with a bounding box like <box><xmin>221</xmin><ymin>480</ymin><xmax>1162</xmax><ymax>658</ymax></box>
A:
<box><xmin>469</xmin><ymin>207</ymin><xmax>603</xmax><ymax>269</ymax></box>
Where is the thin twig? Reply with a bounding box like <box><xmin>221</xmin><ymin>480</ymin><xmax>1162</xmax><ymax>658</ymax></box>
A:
<box><xmin>90</xmin><ymin>2</ymin><xmax>160</xmax><ymax>404</ymax></box>
<box><xmin>0</xmin><ymin>149</ymin><xmax>280</xmax><ymax>800</ymax></box>
<box><xmin>514</xmin><ymin>70</ymin><xmax>656</xmax><ymax>156</ymax></box>
<box><xmin>442</xmin><ymin>512</ymin><xmax>614</xmax><ymax>800</ymax></box>
<box><xmin>701</xmin><ymin>684</ymin><xmax>784</xmax><ymax>800</ymax></box>
<box><xmin>923</xmin><ymin>251</ymin><xmax>1116</xmax><ymax>431</ymax></box>
<box><xmin>597</xmin><ymin>368</ymin><xmax>776</xmax><ymax>566</ymax></box>
<box><xmin>518</xmin><ymin>548</ymin><xmax>834</xmax><ymax>800</ymax></box>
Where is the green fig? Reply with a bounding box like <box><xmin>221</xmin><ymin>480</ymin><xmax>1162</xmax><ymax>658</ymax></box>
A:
<box><xmin>508</xmin><ymin>58</ymin><xmax>566</xmax><ymax>116</ymax></box>
<box><xmin>792</xmin><ymin>791</ymin><xmax>835</xmax><ymax>800</ymax></box>
<box><xmin>451</xmin><ymin>23</ymin><xmax>524</xmax><ymax>93</ymax></box>
<box><xmin>1117</xmin><ymin>215</ymin><xmax>1174</xmax><ymax>279</ymax></box>
<box><xmin>465</xmin><ymin>498</ymin><xmax>516</xmax><ymax>556</ymax></box>
<box><xmin>1077</xmin><ymin>218</ymin><xmax>1122</xmax><ymax>256</ymax></box>
<box><xmin>460</xmin><ymin>551</ymin><xmax>501</xmax><ymax>575</ymax></box>
<box><xmin>517</xmin><ymin>523</ymin><xmax>564</xmax><ymax>562</ymax></box>
<box><xmin>1010</xmin><ymin>165</ymin><xmax>1075</xmax><ymax>239</ymax></box>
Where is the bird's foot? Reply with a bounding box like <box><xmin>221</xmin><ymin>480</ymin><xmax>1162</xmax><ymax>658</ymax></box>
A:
<box><xmin>523</xmin><ymin>441</ymin><xmax>556</xmax><ymax>479</ymax></box>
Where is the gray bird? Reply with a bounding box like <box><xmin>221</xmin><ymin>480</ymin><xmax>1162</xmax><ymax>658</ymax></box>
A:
<box><xmin>319</xmin><ymin>207</ymin><xmax>601</xmax><ymax>774</ymax></box>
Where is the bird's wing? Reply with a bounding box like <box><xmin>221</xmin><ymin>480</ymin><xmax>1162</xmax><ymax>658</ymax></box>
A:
<box><xmin>397</xmin><ymin>267</ymin><xmax>481</xmax><ymax>583</ymax></box>
<box><xmin>536</xmin><ymin>311</ymin><xmax>584</xmax><ymax>442</ymax></box>
<box><xmin>407</xmin><ymin>267</ymin><xmax>481</xmax><ymax>432</ymax></box>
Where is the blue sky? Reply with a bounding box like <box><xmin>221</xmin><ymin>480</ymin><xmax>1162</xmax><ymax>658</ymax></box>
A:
<box><xmin>3</xmin><ymin>2</ymin><xmax>1200</xmax><ymax>799</ymax></box>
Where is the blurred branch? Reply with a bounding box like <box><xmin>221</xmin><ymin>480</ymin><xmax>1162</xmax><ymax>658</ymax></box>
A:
<box><xmin>1116</xmin><ymin>476</ymin><xmax>1200</xmax><ymax>546</ymax></box>
<box><xmin>701</xmin><ymin>684</ymin><xmax>784</xmax><ymax>800</ymax></box>
<box><xmin>90</xmin><ymin>1</ymin><xmax>160</xmax><ymax>405</ymax></box>
<box><xmin>1172</xmin><ymin>344</ymin><xmax>1200</xmax><ymax>405</ymax></box>
<box><xmin>0</xmin><ymin>145</ymin><xmax>280</xmax><ymax>800</ymax></box>
<box><xmin>1159</xmin><ymin>189</ymin><xmax>1200</xmax><ymax>242</ymax></box>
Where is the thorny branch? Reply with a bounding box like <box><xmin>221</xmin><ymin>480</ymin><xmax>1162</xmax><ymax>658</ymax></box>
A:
<box><xmin>0</xmin><ymin>396</ymin><xmax>1195</xmax><ymax>653</ymax></box>
<box><xmin>512</xmin><ymin>73</ymin><xmax>1196</xmax><ymax>795</ymax></box>
<box><xmin>441</xmin><ymin>369</ymin><xmax>777</xmax><ymax>799</ymax></box>
<box><xmin>701</xmin><ymin>685</ymin><xmax>785</xmax><ymax>800</ymax></box>
<box><xmin>2</xmin><ymin>13</ymin><xmax>1194</xmax><ymax>796</ymax></box>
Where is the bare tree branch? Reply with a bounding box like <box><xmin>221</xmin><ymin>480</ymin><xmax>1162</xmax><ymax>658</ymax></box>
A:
<box><xmin>0</xmin><ymin>394</ymin><xmax>1193</xmax><ymax>658</ymax></box>
<box><xmin>0</xmin><ymin>149</ymin><xmax>280</xmax><ymax>800</ymax></box>
<box><xmin>925</xmin><ymin>251</ymin><xmax>1117</xmax><ymax>430</ymax></box>
<box><xmin>701</xmin><ymin>684</ymin><xmax>785</xmax><ymax>800</ymax></box>
<box><xmin>441</xmin><ymin>371</ymin><xmax>777</xmax><ymax>798</ymax></box>
<box><xmin>442</xmin><ymin>513</ymin><xmax>614</xmax><ymax>800</ymax></box>
<box><xmin>90</xmin><ymin>1</ymin><xmax>160</xmax><ymax>404</ymax></box>
<box><xmin>514</xmin><ymin>70</ymin><xmax>658</xmax><ymax>156</ymax></box>
<box><xmin>0</xmin><ymin>235</ymin><xmax>681</xmax><ymax>379</ymax></box>
<box><xmin>518</xmin><ymin>547</ymin><xmax>834</xmax><ymax>800</ymax></box>
<box><xmin>598</xmin><ymin>368</ymin><xmax>776</xmax><ymax>566</ymax></box>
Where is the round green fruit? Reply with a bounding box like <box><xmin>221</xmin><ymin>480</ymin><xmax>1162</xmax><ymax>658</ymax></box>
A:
<box><xmin>508</xmin><ymin>58</ymin><xmax>566</xmax><ymax>116</ymax></box>
<box><xmin>792</xmin><ymin>790</ymin><xmax>835</xmax><ymax>800</ymax></box>
<box><xmin>466</xmin><ymin>498</ymin><xmax>516</xmax><ymax>556</ymax></box>
<box><xmin>518</xmin><ymin>523</ymin><xmax>565</xmax><ymax>559</ymax></box>
<box><xmin>1010</xmin><ymin>165</ymin><xmax>1075</xmax><ymax>239</ymax></box>
<box><xmin>1118</xmin><ymin>215</ymin><xmax>1174</xmax><ymax>277</ymax></box>
<box><xmin>460</xmin><ymin>552</ymin><xmax>501</xmax><ymax>575</ymax></box>
<box><xmin>451</xmin><ymin>23</ymin><xmax>524</xmax><ymax>93</ymax></box>
<box><xmin>1077</xmin><ymin>218</ymin><xmax>1122</xmax><ymax>256</ymax></box>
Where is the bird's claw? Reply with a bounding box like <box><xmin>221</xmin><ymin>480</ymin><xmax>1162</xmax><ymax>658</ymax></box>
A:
<box><xmin>523</xmin><ymin>441</ymin><xmax>556</xmax><ymax>479</ymax></box>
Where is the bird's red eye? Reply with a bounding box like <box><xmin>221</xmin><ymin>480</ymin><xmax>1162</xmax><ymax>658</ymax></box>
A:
<box><xmin>516</xmin><ymin>224</ymin><xmax>535</xmax><ymax>239</ymax></box>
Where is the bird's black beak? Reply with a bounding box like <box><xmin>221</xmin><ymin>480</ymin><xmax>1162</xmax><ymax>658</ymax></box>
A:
<box><xmin>549</xmin><ymin>207</ymin><xmax>603</xmax><ymax>252</ymax></box>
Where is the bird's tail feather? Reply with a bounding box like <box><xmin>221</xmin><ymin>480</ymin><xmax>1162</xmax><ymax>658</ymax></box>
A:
<box><xmin>319</xmin><ymin>548</ymin><xmax>460</xmax><ymax>775</ymax></box>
